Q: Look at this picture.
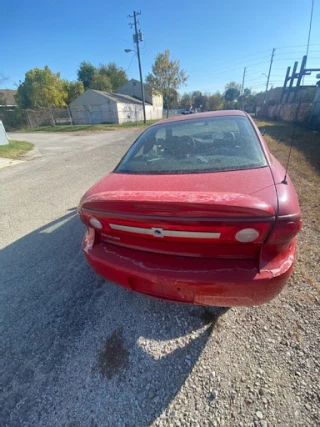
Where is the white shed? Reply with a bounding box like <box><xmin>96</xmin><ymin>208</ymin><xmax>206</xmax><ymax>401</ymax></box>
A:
<box><xmin>69</xmin><ymin>89</ymin><xmax>160</xmax><ymax>125</ymax></box>
<box><xmin>117</xmin><ymin>79</ymin><xmax>163</xmax><ymax>120</ymax></box>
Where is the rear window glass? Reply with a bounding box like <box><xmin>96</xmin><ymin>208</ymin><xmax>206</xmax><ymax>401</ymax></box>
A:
<box><xmin>115</xmin><ymin>116</ymin><xmax>267</xmax><ymax>174</ymax></box>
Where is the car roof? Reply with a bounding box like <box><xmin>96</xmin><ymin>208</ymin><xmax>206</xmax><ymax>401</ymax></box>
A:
<box><xmin>152</xmin><ymin>110</ymin><xmax>248</xmax><ymax>126</ymax></box>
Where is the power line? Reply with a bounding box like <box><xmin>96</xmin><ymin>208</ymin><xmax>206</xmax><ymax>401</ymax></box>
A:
<box><xmin>205</xmin><ymin>41</ymin><xmax>320</xmax><ymax>88</ymax></box>
<box><xmin>211</xmin><ymin>56</ymin><xmax>270</xmax><ymax>72</ymax></box>
<box><xmin>273</xmin><ymin>50</ymin><xmax>317</xmax><ymax>55</ymax></box>
<box><xmin>273</xmin><ymin>58</ymin><xmax>303</xmax><ymax>61</ymax></box>
<box><xmin>211</xmin><ymin>45</ymin><xmax>320</xmax><ymax>71</ymax></box>
<box><xmin>210</xmin><ymin>60</ymin><xmax>271</xmax><ymax>76</ymax></box>
<box><xmin>209</xmin><ymin>44</ymin><xmax>320</xmax><ymax>75</ymax></box>
<box><xmin>276</xmin><ymin>43</ymin><xmax>320</xmax><ymax>49</ymax></box>
<box><xmin>246</xmin><ymin>76</ymin><xmax>267</xmax><ymax>83</ymax></box>
<box><xmin>125</xmin><ymin>52</ymin><xmax>137</xmax><ymax>73</ymax></box>
<box><xmin>220</xmin><ymin>48</ymin><xmax>272</xmax><ymax>61</ymax></box>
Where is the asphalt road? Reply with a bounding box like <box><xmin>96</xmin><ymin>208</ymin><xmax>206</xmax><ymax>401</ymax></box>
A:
<box><xmin>3</xmin><ymin>131</ymin><xmax>318</xmax><ymax>427</ymax></box>
<box><xmin>1</xmin><ymin>130</ymin><xmax>219</xmax><ymax>426</ymax></box>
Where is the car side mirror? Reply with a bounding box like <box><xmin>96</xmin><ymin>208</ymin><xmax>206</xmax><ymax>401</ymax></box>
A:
<box><xmin>259</xmin><ymin>128</ymin><xmax>266</xmax><ymax>136</ymax></box>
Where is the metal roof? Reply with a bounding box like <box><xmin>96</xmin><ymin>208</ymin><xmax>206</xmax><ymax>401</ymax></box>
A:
<box><xmin>0</xmin><ymin>89</ymin><xmax>17</xmax><ymax>106</ymax></box>
<box><xmin>91</xmin><ymin>90</ymin><xmax>152</xmax><ymax>105</ymax></box>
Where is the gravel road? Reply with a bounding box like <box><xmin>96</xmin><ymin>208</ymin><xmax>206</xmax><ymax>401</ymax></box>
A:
<box><xmin>1</xmin><ymin>130</ymin><xmax>319</xmax><ymax>427</ymax></box>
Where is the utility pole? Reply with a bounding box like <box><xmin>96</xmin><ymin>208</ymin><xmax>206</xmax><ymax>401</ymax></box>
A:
<box><xmin>129</xmin><ymin>11</ymin><xmax>146</xmax><ymax>124</ymax></box>
<box><xmin>241</xmin><ymin>67</ymin><xmax>246</xmax><ymax>110</ymax></box>
<box><xmin>263</xmin><ymin>48</ymin><xmax>275</xmax><ymax>110</ymax></box>
<box><xmin>265</xmin><ymin>48</ymin><xmax>276</xmax><ymax>94</ymax></box>
<box><xmin>303</xmin><ymin>0</ymin><xmax>315</xmax><ymax>84</ymax></box>
<box><xmin>306</xmin><ymin>0</ymin><xmax>314</xmax><ymax>63</ymax></box>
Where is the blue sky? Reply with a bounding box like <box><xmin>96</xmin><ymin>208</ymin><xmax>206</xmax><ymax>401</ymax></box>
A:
<box><xmin>1</xmin><ymin>0</ymin><xmax>320</xmax><ymax>94</ymax></box>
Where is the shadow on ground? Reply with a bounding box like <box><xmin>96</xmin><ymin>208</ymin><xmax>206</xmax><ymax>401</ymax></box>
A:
<box><xmin>1</xmin><ymin>210</ymin><xmax>228</xmax><ymax>427</ymax></box>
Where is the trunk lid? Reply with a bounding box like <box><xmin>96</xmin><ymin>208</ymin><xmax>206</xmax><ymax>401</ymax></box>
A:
<box><xmin>80</xmin><ymin>167</ymin><xmax>277</xmax><ymax>260</ymax></box>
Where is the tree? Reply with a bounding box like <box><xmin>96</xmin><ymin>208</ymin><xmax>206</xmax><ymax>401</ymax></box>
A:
<box><xmin>0</xmin><ymin>73</ymin><xmax>8</xmax><ymax>86</ymax></box>
<box><xmin>194</xmin><ymin>94</ymin><xmax>208</xmax><ymax>110</ymax></box>
<box><xmin>224</xmin><ymin>87</ymin><xmax>239</xmax><ymax>107</ymax></box>
<box><xmin>224</xmin><ymin>81</ymin><xmax>241</xmax><ymax>107</ymax></box>
<box><xmin>163</xmin><ymin>88</ymin><xmax>179</xmax><ymax>110</ymax></box>
<box><xmin>245</xmin><ymin>94</ymin><xmax>257</xmax><ymax>113</ymax></box>
<box><xmin>224</xmin><ymin>87</ymin><xmax>240</xmax><ymax>104</ymax></box>
<box><xmin>208</xmin><ymin>92</ymin><xmax>224</xmax><ymax>111</ymax></box>
<box><xmin>191</xmin><ymin>90</ymin><xmax>202</xmax><ymax>105</ymax></box>
<box><xmin>240</xmin><ymin>88</ymin><xmax>257</xmax><ymax>113</ymax></box>
<box><xmin>63</xmin><ymin>81</ymin><xmax>84</xmax><ymax>104</ymax></box>
<box><xmin>90</xmin><ymin>73</ymin><xmax>112</xmax><ymax>91</ymax></box>
<box><xmin>188</xmin><ymin>91</ymin><xmax>207</xmax><ymax>110</ymax></box>
<box><xmin>16</xmin><ymin>66</ymin><xmax>67</xmax><ymax>109</ymax></box>
<box><xmin>225</xmin><ymin>81</ymin><xmax>241</xmax><ymax>92</ymax></box>
<box><xmin>77</xmin><ymin>61</ymin><xmax>128</xmax><ymax>92</ymax></box>
<box><xmin>146</xmin><ymin>49</ymin><xmax>188</xmax><ymax>117</ymax></box>
<box><xmin>243</xmin><ymin>88</ymin><xmax>251</xmax><ymax>97</ymax></box>
<box><xmin>98</xmin><ymin>62</ymin><xmax>128</xmax><ymax>91</ymax></box>
<box><xmin>77</xmin><ymin>61</ymin><xmax>96</xmax><ymax>89</ymax></box>
<box><xmin>180</xmin><ymin>93</ymin><xmax>192</xmax><ymax>109</ymax></box>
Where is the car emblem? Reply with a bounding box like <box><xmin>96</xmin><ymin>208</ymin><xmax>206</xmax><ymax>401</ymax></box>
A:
<box><xmin>152</xmin><ymin>227</ymin><xmax>164</xmax><ymax>238</ymax></box>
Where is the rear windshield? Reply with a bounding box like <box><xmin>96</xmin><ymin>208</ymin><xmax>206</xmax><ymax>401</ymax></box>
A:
<box><xmin>115</xmin><ymin>115</ymin><xmax>267</xmax><ymax>174</ymax></box>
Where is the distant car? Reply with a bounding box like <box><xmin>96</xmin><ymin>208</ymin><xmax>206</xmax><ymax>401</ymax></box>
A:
<box><xmin>78</xmin><ymin>110</ymin><xmax>302</xmax><ymax>307</ymax></box>
<box><xmin>182</xmin><ymin>109</ymin><xmax>196</xmax><ymax>114</ymax></box>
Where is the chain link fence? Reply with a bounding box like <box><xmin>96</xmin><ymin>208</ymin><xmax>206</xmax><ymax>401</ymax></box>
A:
<box><xmin>24</xmin><ymin>104</ymin><xmax>163</xmax><ymax>128</ymax></box>
<box><xmin>25</xmin><ymin>107</ymin><xmax>72</xmax><ymax>128</ymax></box>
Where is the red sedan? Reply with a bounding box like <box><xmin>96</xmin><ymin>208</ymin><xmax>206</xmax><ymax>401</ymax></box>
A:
<box><xmin>78</xmin><ymin>111</ymin><xmax>302</xmax><ymax>306</ymax></box>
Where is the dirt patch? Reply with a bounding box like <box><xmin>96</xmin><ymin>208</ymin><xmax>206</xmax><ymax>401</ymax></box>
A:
<box><xmin>97</xmin><ymin>327</ymin><xmax>130</xmax><ymax>380</ymax></box>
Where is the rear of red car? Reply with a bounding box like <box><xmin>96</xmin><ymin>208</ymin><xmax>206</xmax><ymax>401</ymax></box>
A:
<box><xmin>78</xmin><ymin>111</ymin><xmax>301</xmax><ymax>306</ymax></box>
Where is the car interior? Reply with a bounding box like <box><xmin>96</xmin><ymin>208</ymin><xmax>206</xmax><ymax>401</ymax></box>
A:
<box><xmin>117</xmin><ymin>117</ymin><xmax>267</xmax><ymax>173</ymax></box>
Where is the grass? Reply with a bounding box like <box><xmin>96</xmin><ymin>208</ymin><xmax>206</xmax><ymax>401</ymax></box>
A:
<box><xmin>255</xmin><ymin>119</ymin><xmax>320</xmax><ymax>295</ymax></box>
<box><xmin>0</xmin><ymin>140</ymin><xmax>34</xmax><ymax>159</ymax></box>
<box><xmin>21</xmin><ymin>120</ymin><xmax>159</xmax><ymax>133</ymax></box>
<box><xmin>255</xmin><ymin>120</ymin><xmax>320</xmax><ymax>213</ymax></box>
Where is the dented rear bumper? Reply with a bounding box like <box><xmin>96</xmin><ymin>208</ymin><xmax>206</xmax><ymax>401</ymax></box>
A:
<box><xmin>82</xmin><ymin>228</ymin><xmax>295</xmax><ymax>307</ymax></box>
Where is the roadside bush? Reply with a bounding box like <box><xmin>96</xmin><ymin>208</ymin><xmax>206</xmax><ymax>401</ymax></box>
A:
<box><xmin>0</xmin><ymin>108</ymin><xmax>27</xmax><ymax>131</ymax></box>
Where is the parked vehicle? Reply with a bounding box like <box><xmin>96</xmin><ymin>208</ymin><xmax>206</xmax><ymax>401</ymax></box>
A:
<box><xmin>182</xmin><ymin>108</ymin><xmax>196</xmax><ymax>114</ymax></box>
<box><xmin>78</xmin><ymin>110</ymin><xmax>302</xmax><ymax>306</ymax></box>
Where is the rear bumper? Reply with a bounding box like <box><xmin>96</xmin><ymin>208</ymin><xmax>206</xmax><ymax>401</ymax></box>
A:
<box><xmin>82</xmin><ymin>228</ymin><xmax>295</xmax><ymax>307</ymax></box>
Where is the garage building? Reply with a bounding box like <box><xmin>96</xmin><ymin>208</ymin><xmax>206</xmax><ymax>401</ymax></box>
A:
<box><xmin>70</xmin><ymin>81</ymin><xmax>163</xmax><ymax>125</ymax></box>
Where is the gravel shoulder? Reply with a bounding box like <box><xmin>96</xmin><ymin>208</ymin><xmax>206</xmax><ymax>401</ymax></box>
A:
<box><xmin>1</xmin><ymin>127</ymin><xmax>319</xmax><ymax>427</ymax></box>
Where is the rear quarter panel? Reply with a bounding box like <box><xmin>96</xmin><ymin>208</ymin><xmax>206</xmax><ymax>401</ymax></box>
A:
<box><xmin>269</xmin><ymin>156</ymin><xmax>301</xmax><ymax>217</ymax></box>
<box><xmin>247</xmin><ymin>115</ymin><xmax>300</xmax><ymax>218</ymax></box>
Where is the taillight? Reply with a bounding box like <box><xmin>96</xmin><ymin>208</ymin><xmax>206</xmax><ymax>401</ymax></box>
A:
<box><xmin>96</xmin><ymin>219</ymin><xmax>272</xmax><ymax>244</ymax></box>
<box><xmin>79</xmin><ymin>207</ymin><xmax>275</xmax><ymax>245</ymax></box>
<box><xmin>89</xmin><ymin>217</ymin><xmax>103</xmax><ymax>229</ymax></box>
<box><xmin>266</xmin><ymin>217</ymin><xmax>302</xmax><ymax>245</ymax></box>
<box><xmin>260</xmin><ymin>217</ymin><xmax>301</xmax><ymax>268</ymax></box>
<box><xmin>235</xmin><ymin>228</ymin><xmax>260</xmax><ymax>242</ymax></box>
<box><xmin>79</xmin><ymin>210</ymin><xmax>106</xmax><ymax>230</ymax></box>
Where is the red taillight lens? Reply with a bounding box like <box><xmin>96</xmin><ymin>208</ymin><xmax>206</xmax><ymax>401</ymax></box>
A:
<box><xmin>79</xmin><ymin>211</ymin><xmax>105</xmax><ymax>229</ymax></box>
<box><xmin>267</xmin><ymin>217</ymin><xmax>302</xmax><ymax>245</ymax></box>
